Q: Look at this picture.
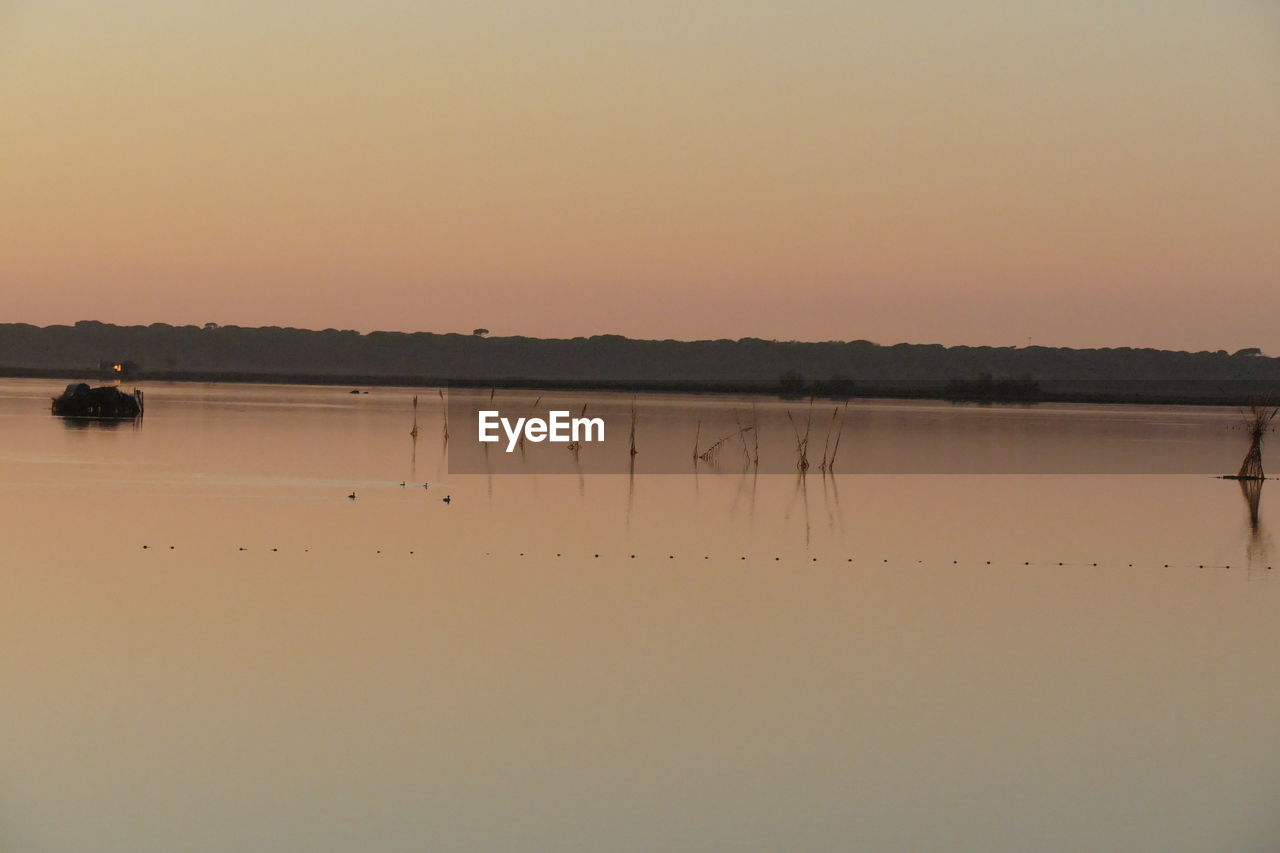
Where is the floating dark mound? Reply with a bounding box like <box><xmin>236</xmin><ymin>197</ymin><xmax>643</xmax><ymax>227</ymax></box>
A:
<box><xmin>51</xmin><ymin>383</ymin><xmax>143</xmax><ymax>418</ymax></box>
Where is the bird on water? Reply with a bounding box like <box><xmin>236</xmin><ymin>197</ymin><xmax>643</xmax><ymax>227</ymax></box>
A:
<box><xmin>442</xmin><ymin>495</ymin><xmax>451</xmax><ymax>504</ymax></box>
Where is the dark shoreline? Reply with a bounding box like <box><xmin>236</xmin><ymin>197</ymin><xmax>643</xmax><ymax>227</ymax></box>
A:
<box><xmin>5</xmin><ymin>366</ymin><xmax>1274</xmax><ymax>409</ymax></box>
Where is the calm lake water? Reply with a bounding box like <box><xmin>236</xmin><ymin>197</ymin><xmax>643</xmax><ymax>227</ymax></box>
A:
<box><xmin>1</xmin><ymin>378</ymin><xmax>1277</xmax><ymax>852</ymax></box>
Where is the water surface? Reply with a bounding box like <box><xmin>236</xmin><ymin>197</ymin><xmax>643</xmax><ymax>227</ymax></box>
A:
<box><xmin>0</xmin><ymin>379</ymin><xmax>1276</xmax><ymax>852</ymax></box>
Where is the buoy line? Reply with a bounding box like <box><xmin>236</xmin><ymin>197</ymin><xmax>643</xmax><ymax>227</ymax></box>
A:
<box><xmin>133</xmin><ymin>546</ymin><xmax>1272</xmax><ymax>571</ymax></box>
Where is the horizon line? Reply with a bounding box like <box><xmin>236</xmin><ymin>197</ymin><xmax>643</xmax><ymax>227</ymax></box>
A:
<box><xmin>4</xmin><ymin>319</ymin><xmax>1271</xmax><ymax>359</ymax></box>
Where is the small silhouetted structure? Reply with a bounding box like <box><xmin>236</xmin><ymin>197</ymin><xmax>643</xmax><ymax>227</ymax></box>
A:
<box><xmin>51</xmin><ymin>383</ymin><xmax>142</xmax><ymax>418</ymax></box>
<box><xmin>1227</xmin><ymin>401</ymin><xmax>1279</xmax><ymax>481</ymax></box>
<box><xmin>472</xmin><ymin>328</ymin><xmax>490</xmax><ymax>337</ymax></box>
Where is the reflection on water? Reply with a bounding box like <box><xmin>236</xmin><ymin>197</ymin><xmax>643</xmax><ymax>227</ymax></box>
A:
<box><xmin>1241</xmin><ymin>477</ymin><xmax>1264</xmax><ymax>532</ymax></box>
<box><xmin>448</xmin><ymin>387</ymin><xmax>1271</xmax><ymax>476</ymax></box>
<box><xmin>1241</xmin><ymin>478</ymin><xmax>1270</xmax><ymax>570</ymax></box>
<box><xmin>59</xmin><ymin>415</ymin><xmax>138</xmax><ymax>431</ymax></box>
<box><xmin>0</xmin><ymin>379</ymin><xmax>1278</xmax><ymax>853</ymax></box>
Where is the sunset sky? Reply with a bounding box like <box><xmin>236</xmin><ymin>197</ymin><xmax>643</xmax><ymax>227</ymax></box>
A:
<box><xmin>2</xmin><ymin>1</ymin><xmax>1277</xmax><ymax>351</ymax></box>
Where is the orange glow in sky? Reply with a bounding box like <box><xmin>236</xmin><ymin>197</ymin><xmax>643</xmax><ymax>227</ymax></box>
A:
<box><xmin>1</xmin><ymin>1</ymin><xmax>1277</xmax><ymax>351</ymax></box>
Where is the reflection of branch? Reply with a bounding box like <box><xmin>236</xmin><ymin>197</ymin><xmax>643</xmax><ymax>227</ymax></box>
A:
<box><xmin>784</xmin><ymin>468</ymin><xmax>810</xmax><ymax>543</ymax></box>
<box><xmin>626</xmin><ymin>454</ymin><xmax>636</xmax><ymax>529</ymax></box>
<box><xmin>828</xmin><ymin>419</ymin><xmax>845</xmax><ymax>472</ymax></box>
<box><xmin>438</xmin><ymin>388</ymin><xmax>449</xmax><ymax>444</ymax></box>
<box><xmin>752</xmin><ymin>403</ymin><xmax>760</xmax><ymax>466</ymax></box>
<box><xmin>629</xmin><ymin>398</ymin><xmax>638</xmax><ymax>457</ymax></box>
<box><xmin>826</xmin><ymin>472</ymin><xmax>845</xmax><ymax>540</ymax></box>
<box><xmin>789</xmin><ymin>472</ymin><xmax>811</xmax><ymax>548</ymax></box>
<box><xmin>734</xmin><ymin>411</ymin><xmax>750</xmax><ymax>465</ymax></box>
<box><xmin>565</xmin><ymin>403</ymin><xmax>590</xmax><ymax>458</ymax></box>
<box><xmin>1241</xmin><ymin>479</ymin><xmax>1270</xmax><ymax>569</ymax></box>
<box><xmin>786</xmin><ymin>408</ymin><xmax>811</xmax><ymax>473</ymax></box>
<box><xmin>1241</xmin><ymin>478</ymin><xmax>1262</xmax><ymax>531</ymax></box>
<box><xmin>517</xmin><ymin>395</ymin><xmax>542</xmax><ymax>452</ymax></box>
<box><xmin>818</xmin><ymin>407</ymin><xmax>837</xmax><ymax>470</ymax></box>
<box><xmin>729</xmin><ymin>466</ymin><xmax>749</xmax><ymax>518</ymax></box>
<box><xmin>573</xmin><ymin>441</ymin><xmax>585</xmax><ymax>501</ymax></box>
<box><xmin>698</xmin><ymin>427</ymin><xmax>752</xmax><ymax>464</ymax></box>
<box><xmin>814</xmin><ymin>402</ymin><xmax>851</xmax><ymax>473</ymax></box>
<box><xmin>749</xmin><ymin>465</ymin><xmax>758</xmax><ymax>528</ymax></box>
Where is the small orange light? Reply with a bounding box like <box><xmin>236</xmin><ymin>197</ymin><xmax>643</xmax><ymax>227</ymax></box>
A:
<box><xmin>113</xmin><ymin>364</ymin><xmax>123</xmax><ymax>372</ymax></box>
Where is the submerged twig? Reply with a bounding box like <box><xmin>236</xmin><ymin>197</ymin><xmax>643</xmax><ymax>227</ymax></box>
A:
<box><xmin>786</xmin><ymin>406</ymin><xmax>812</xmax><ymax>473</ymax></box>
<box><xmin>439</xmin><ymin>388</ymin><xmax>449</xmax><ymax>443</ymax></box>
<box><xmin>629</xmin><ymin>398</ymin><xmax>638</xmax><ymax>457</ymax></box>
<box><xmin>818</xmin><ymin>403</ymin><xmax>848</xmax><ymax>473</ymax></box>
<box><xmin>698</xmin><ymin>427</ymin><xmax>753</xmax><ymax>464</ymax></box>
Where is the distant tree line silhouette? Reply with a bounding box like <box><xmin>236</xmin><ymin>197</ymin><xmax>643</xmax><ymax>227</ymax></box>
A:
<box><xmin>0</xmin><ymin>321</ymin><xmax>1277</xmax><ymax>402</ymax></box>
